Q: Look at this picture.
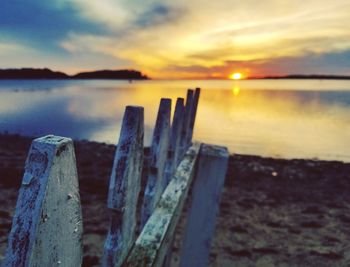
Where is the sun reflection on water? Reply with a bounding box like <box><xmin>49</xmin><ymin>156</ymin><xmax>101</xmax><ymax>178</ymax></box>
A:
<box><xmin>0</xmin><ymin>80</ymin><xmax>350</xmax><ymax>161</ymax></box>
<box><xmin>232</xmin><ymin>86</ymin><xmax>240</xmax><ymax>96</ymax></box>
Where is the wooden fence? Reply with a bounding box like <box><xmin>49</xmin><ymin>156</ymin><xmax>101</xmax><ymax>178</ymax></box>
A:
<box><xmin>2</xmin><ymin>88</ymin><xmax>229</xmax><ymax>267</ymax></box>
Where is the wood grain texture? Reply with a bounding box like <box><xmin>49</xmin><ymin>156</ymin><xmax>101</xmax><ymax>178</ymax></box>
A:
<box><xmin>180</xmin><ymin>144</ymin><xmax>229</xmax><ymax>267</ymax></box>
<box><xmin>3</xmin><ymin>135</ymin><xmax>83</xmax><ymax>267</ymax></box>
<box><xmin>179</xmin><ymin>90</ymin><xmax>194</xmax><ymax>158</ymax></box>
<box><xmin>124</xmin><ymin>143</ymin><xmax>200</xmax><ymax>267</ymax></box>
<box><xmin>164</xmin><ymin>97</ymin><xmax>185</xmax><ymax>187</ymax></box>
<box><xmin>102</xmin><ymin>106</ymin><xmax>144</xmax><ymax>267</ymax></box>
<box><xmin>141</xmin><ymin>99</ymin><xmax>171</xmax><ymax>228</ymax></box>
<box><xmin>187</xmin><ymin>88</ymin><xmax>200</xmax><ymax>143</ymax></box>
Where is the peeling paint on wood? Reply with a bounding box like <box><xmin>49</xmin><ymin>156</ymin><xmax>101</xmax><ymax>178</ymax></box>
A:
<box><xmin>102</xmin><ymin>106</ymin><xmax>144</xmax><ymax>267</ymax></box>
<box><xmin>179</xmin><ymin>90</ymin><xmax>194</xmax><ymax>158</ymax></box>
<box><xmin>161</xmin><ymin>98</ymin><xmax>185</xmax><ymax>267</ymax></box>
<box><xmin>3</xmin><ymin>135</ymin><xmax>83</xmax><ymax>267</ymax></box>
<box><xmin>141</xmin><ymin>99</ymin><xmax>171</xmax><ymax>228</ymax></box>
<box><xmin>179</xmin><ymin>144</ymin><xmax>229</xmax><ymax>267</ymax></box>
<box><xmin>123</xmin><ymin>143</ymin><xmax>201</xmax><ymax>267</ymax></box>
<box><xmin>164</xmin><ymin>98</ymin><xmax>185</xmax><ymax>187</ymax></box>
<box><xmin>187</xmin><ymin>88</ymin><xmax>200</xmax><ymax>143</ymax></box>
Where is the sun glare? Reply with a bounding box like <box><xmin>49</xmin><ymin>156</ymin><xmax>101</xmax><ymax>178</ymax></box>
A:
<box><xmin>230</xmin><ymin>72</ymin><xmax>243</xmax><ymax>80</ymax></box>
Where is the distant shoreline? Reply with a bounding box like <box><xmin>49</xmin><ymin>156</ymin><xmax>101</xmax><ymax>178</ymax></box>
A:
<box><xmin>0</xmin><ymin>68</ymin><xmax>149</xmax><ymax>80</ymax></box>
<box><xmin>248</xmin><ymin>74</ymin><xmax>350</xmax><ymax>80</ymax></box>
<box><xmin>1</xmin><ymin>68</ymin><xmax>350</xmax><ymax>81</ymax></box>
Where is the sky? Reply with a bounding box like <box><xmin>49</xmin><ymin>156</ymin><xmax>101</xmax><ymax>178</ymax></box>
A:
<box><xmin>0</xmin><ymin>0</ymin><xmax>350</xmax><ymax>79</ymax></box>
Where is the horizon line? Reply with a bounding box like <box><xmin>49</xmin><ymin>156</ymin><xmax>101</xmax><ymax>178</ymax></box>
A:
<box><xmin>1</xmin><ymin>67</ymin><xmax>350</xmax><ymax>80</ymax></box>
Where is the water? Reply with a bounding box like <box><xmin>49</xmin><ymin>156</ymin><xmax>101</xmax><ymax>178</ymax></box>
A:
<box><xmin>0</xmin><ymin>79</ymin><xmax>349</xmax><ymax>161</ymax></box>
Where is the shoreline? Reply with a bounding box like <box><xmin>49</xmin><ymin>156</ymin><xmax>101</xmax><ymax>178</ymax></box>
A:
<box><xmin>0</xmin><ymin>132</ymin><xmax>347</xmax><ymax>163</ymax></box>
<box><xmin>1</xmin><ymin>134</ymin><xmax>350</xmax><ymax>266</ymax></box>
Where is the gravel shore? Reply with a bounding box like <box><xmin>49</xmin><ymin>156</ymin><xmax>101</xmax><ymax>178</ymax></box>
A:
<box><xmin>1</xmin><ymin>134</ymin><xmax>350</xmax><ymax>266</ymax></box>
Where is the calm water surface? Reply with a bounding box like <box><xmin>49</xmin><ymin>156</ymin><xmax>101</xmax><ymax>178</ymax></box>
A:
<box><xmin>0</xmin><ymin>79</ymin><xmax>349</xmax><ymax>161</ymax></box>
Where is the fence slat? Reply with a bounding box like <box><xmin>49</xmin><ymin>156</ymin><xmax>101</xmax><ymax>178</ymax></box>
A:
<box><xmin>179</xmin><ymin>144</ymin><xmax>229</xmax><ymax>267</ymax></box>
<box><xmin>102</xmin><ymin>106</ymin><xmax>144</xmax><ymax>267</ymax></box>
<box><xmin>179</xmin><ymin>90</ymin><xmax>194</xmax><ymax>157</ymax></box>
<box><xmin>3</xmin><ymin>135</ymin><xmax>83</xmax><ymax>267</ymax></box>
<box><xmin>141</xmin><ymin>98</ymin><xmax>171</xmax><ymax>228</ymax></box>
<box><xmin>124</xmin><ymin>143</ymin><xmax>201</xmax><ymax>267</ymax></box>
<box><xmin>164</xmin><ymin>97</ymin><xmax>185</xmax><ymax>187</ymax></box>
<box><xmin>187</xmin><ymin>87</ymin><xmax>200</xmax><ymax>143</ymax></box>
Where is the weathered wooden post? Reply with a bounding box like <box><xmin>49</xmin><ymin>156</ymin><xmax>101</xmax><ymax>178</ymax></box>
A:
<box><xmin>101</xmin><ymin>106</ymin><xmax>144</xmax><ymax>267</ymax></box>
<box><xmin>141</xmin><ymin>98</ymin><xmax>171</xmax><ymax>228</ymax></box>
<box><xmin>187</xmin><ymin>87</ymin><xmax>200</xmax><ymax>143</ymax></box>
<box><xmin>179</xmin><ymin>144</ymin><xmax>229</xmax><ymax>267</ymax></box>
<box><xmin>164</xmin><ymin>98</ymin><xmax>185</xmax><ymax>187</ymax></box>
<box><xmin>3</xmin><ymin>135</ymin><xmax>83</xmax><ymax>267</ymax></box>
<box><xmin>161</xmin><ymin>98</ymin><xmax>185</xmax><ymax>267</ymax></box>
<box><xmin>124</xmin><ymin>143</ymin><xmax>201</xmax><ymax>267</ymax></box>
<box><xmin>179</xmin><ymin>90</ymin><xmax>194</xmax><ymax>157</ymax></box>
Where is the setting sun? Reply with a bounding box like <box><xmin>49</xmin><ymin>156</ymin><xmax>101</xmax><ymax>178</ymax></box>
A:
<box><xmin>230</xmin><ymin>73</ymin><xmax>243</xmax><ymax>80</ymax></box>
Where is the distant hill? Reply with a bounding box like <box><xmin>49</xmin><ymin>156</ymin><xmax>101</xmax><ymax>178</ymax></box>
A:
<box><xmin>0</xmin><ymin>68</ymin><xmax>149</xmax><ymax>80</ymax></box>
<box><xmin>0</xmin><ymin>68</ymin><xmax>69</xmax><ymax>79</ymax></box>
<box><xmin>72</xmin><ymin>70</ymin><xmax>148</xmax><ymax>80</ymax></box>
<box><xmin>249</xmin><ymin>74</ymin><xmax>350</xmax><ymax>80</ymax></box>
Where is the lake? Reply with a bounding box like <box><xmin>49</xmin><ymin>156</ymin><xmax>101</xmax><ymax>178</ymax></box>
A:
<box><xmin>0</xmin><ymin>79</ymin><xmax>349</xmax><ymax>161</ymax></box>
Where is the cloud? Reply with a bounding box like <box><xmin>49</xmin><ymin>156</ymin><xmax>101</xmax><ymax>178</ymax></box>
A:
<box><xmin>0</xmin><ymin>0</ymin><xmax>104</xmax><ymax>50</ymax></box>
<box><xmin>0</xmin><ymin>0</ymin><xmax>350</xmax><ymax>77</ymax></box>
<box><xmin>135</xmin><ymin>4</ymin><xmax>186</xmax><ymax>27</ymax></box>
<box><xmin>163</xmin><ymin>49</ymin><xmax>350</xmax><ymax>78</ymax></box>
<box><xmin>0</xmin><ymin>42</ymin><xmax>27</xmax><ymax>54</ymax></box>
<box><xmin>63</xmin><ymin>0</ymin><xmax>129</xmax><ymax>30</ymax></box>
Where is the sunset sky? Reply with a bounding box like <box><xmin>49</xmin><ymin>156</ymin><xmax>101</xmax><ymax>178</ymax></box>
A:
<box><xmin>0</xmin><ymin>0</ymin><xmax>350</xmax><ymax>79</ymax></box>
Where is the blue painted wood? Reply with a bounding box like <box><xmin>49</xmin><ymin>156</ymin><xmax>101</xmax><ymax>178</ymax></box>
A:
<box><xmin>141</xmin><ymin>98</ymin><xmax>171</xmax><ymax>229</ymax></box>
<box><xmin>164</xmin><ymin>97</ymin><xmax>185</xmax><ymax>187</ymax></box>
<box><xmin>3</xmin><ymin>135</ymin><xmax>83</xmax><ymax>267</ymax></box>
<box><xmin>179</xmin><ymin>144</ymin><xmax>229</xmax><ymax>267</ymax></box>
<box><xmin>101</xmin><ymin>106</ymin><xmax>144</xmax><ymax>267</ymax></box>
<box><xmin>162</xmin><ymin>98</ymin><xmax>185</xmax><ymax>267</ymax></box>
<box><xmin>180</xmin><ymin>90</ymin><xmax>194</xmax><ymax>157</ymax></box>
<box><xmin>187</xmin><ymin>87</ymin><xmax>201</xmax><ymax>143</ymax></box>
<box><xmin>124</xmin><ymin>143</ymin><xmax>201</xmax><ymax>267</ymax></box>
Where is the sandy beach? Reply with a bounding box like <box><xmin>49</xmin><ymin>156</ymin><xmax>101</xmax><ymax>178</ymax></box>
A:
<box><xmin>1</xmin><ymin>134</ymin><xmax>350</xmax><ymax>266</ymax></box>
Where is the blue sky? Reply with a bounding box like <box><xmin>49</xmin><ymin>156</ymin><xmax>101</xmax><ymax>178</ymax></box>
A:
<box><xmin>0</xmin><ymin>0</ymin><xmax>350</xmax><ymax>78</ymax></box>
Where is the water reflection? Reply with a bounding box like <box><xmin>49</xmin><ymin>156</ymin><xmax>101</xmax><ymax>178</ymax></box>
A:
<box><xmin>232</xmin><ymin>86</ymin><xmax>240</xmax><ymax>96</ymax></box>
<box><xmin>0</xmin><ymin>79</ymin><xmax>349</xmax><ymax>161</ymax></box>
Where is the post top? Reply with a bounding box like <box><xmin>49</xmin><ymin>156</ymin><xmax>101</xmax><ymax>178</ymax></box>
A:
<box><xmin>187</xmin><ymin>89</ymin><xmax>194</xmax><ymax>95</ymax></box>
<box><xmin>34</xmin><ymin>135</ymin><xmax>72</xmax><ymax>146</ymax></box>
<box><xmin>201</xmin><ymin>144</ymin><xmax>229</xmax><ymax>158</ymax></box>
<box><xmin>160</xmin><ymin>98</ymin><xmax>172</xmax><ymax>106</ymax></box>
<box><xmin>126</xmin><ymin>105</ymin><xmax>144</xmax><ymax>110</ymax></box>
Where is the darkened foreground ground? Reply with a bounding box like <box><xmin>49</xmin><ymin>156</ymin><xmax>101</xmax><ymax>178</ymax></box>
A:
<box><xmin>0</xmin><ymin>134</ymin><xmax>350</xmax><ymax>266</ymax></box>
